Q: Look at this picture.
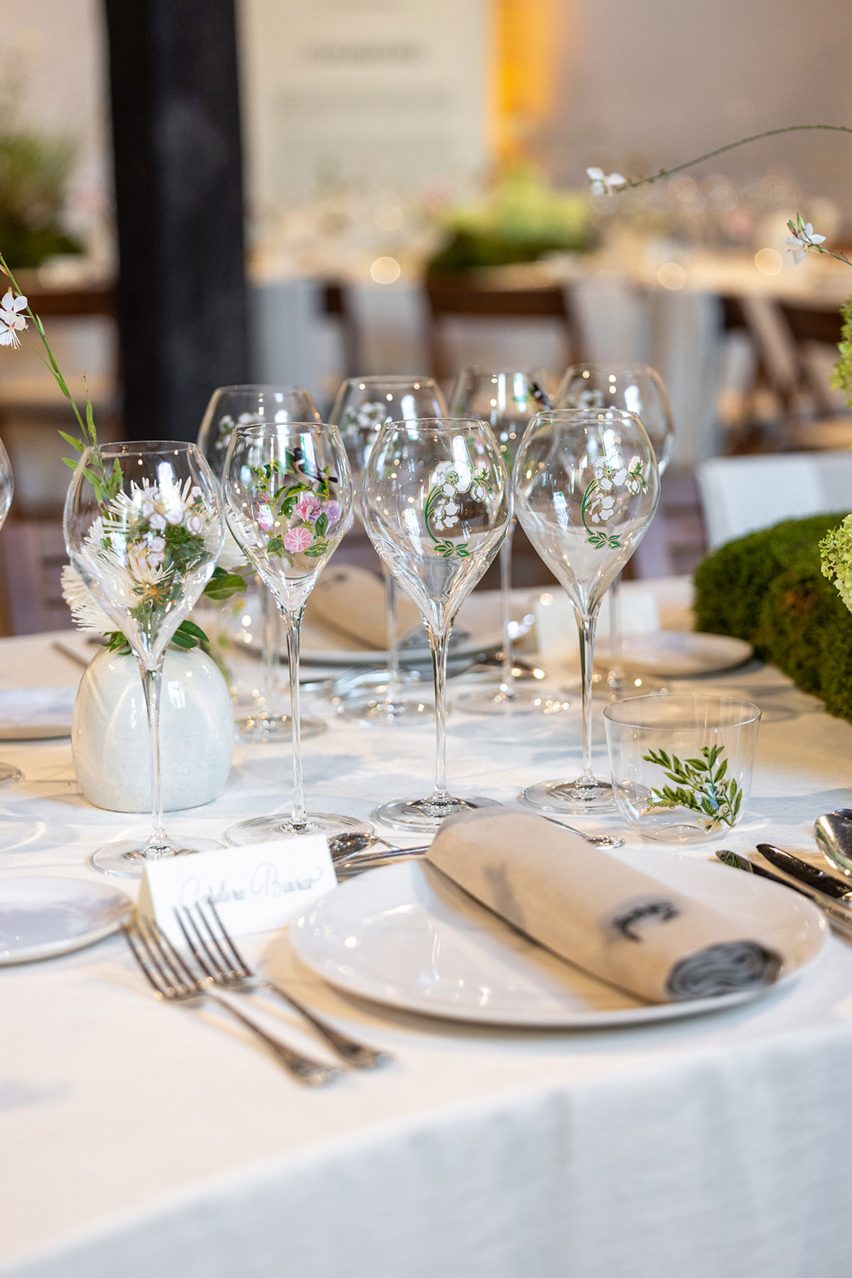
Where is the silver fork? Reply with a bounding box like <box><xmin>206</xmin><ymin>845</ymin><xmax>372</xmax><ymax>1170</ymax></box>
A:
<box><xmin>175</xmin><ymin>900</ymin><xmax>391</xmax><ymax>1070</ymax></box>
<box><xmin>123</xmin><ymin>915</ymin><xmax>340</xmax><ymax>1086</ymax></box>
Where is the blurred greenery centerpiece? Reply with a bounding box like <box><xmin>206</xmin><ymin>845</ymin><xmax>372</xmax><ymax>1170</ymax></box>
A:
<box><xmin>426</xmin><ymin>164</ymin><xmax>594</xmax><ymax>274</ymax></box>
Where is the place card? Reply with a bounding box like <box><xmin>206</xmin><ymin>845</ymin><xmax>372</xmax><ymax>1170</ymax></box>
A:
<box><xmin>137</xmin><ymin>836</ymin><xmax>336</xmax><ymax>945</ymax></box>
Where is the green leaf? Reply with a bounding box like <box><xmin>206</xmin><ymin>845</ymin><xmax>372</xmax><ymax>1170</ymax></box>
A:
<box><xmin>267</xmin><ymin>536</ymin><xmax>284</xmax><ymax>553</ymax></box>
<box><xmin>315</xmin><ymin>512</ymin><xmax>328</xmax><ymax>538</ymax></box>
<box><xmin>177</xmin><ymin>619</ymin><xmax>207</xmax><ymax>642</ymax></box>
<box><xmin>58</xmin><ymin>430</ymin><xmax>84</xmax><ymax>453</ymax></box>
<box><xmin>170</xmin><ymin>629</ymin><xmax>199</xmax><ymax>650</ymax></box>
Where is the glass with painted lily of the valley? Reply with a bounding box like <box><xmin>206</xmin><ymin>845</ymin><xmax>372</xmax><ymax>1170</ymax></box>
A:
<box><xmin>330</xmin><ymin>375</ymin><xmax>447</xmax><ymax>722</ymax></box>
<box><xmin>221</xmin><ymin>421</ymin><xmax>371</xmax><ymax>844</ymax></box>
<box><xmin>63</xmin><ymin>441</ymin><xmax>225</xmax><ymax>876</ymax></box>
<box><xmin>197</xmin><ymin>384</ymin><xmax>325</xmax><ymax>743</ymax></box>
<box><xmin>514</xmin><ymin>409</ymin><xmax>660</xmax><ymax>815</ymax></box>
<box><xmin>361</xmin><ymin>418</ymin><xmax>511</xmax><ymax>834</ymax></box>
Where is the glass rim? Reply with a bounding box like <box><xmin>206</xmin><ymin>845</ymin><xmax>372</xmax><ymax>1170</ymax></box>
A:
<box><xmin>231</xmin><ymin>419</ymin><xmax>338</xmax><ymax>435</ymax></box>
<box><xmin>373</xmin><ymin>416</ymin><xmax>492</xmax><ymax>432</ymax></box>
<box><xmin>207</xmin><ymin>383</ymin><xmax>318</xmax><ymax>397</ymax></box>
<box><xmin>531</xmin><ymin>407</ymin><xmax>641</xmax><ymax>421</ymax></box>
<box><xmin>560</xmin><ymin>361</ymin><xmax>660</xmax><ymax>378</ymax></box>
<box><xmin>602</xmin><ymin>692</ymin><xmax>762</xmax><ymax>729</ymax></box>
<box><xmin>453</xmin><ymin>366</ymin><xmax>549</xmax><ymax>380</ymax></box>
<box><xmin>81</xmin><ymin>440</ymin><xmax>202</xmax><ymax>457</ymax></box>
<box><xmin>339</xmin><ymin>374</ymin><xmax>438</xmax><ymax>389</ymax></box>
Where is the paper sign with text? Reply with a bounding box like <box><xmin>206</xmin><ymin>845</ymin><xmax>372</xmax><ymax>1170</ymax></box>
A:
<box><xmin>138</xmin><ymin>836</ymin><xmax>336</xmax><ymax>944</ymax></box>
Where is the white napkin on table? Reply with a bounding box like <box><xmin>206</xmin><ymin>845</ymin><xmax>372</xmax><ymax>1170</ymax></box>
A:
<box><xmin>309</xmin><ymin>564</ymin><xmax>421</xmax><ymax>650</ymax></box>
<box><xmin>426</xmin><ymin>811</ymin><xmax>782</xmax><ymax>1004</ymax></box>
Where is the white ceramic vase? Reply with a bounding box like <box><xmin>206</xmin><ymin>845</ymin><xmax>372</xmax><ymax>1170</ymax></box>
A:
<box><xmin>72</xmin><ymin>646</ymin><xmax>234</xmax><ymax>813</ymax></box>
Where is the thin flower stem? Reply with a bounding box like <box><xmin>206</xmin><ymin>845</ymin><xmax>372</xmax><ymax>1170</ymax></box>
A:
<box><xmin>622</xmin><ymin>124</ymin><xmax>852</xmax><ymax>191</ymax></box>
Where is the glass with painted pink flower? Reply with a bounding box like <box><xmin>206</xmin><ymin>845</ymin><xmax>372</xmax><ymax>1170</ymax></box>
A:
<box><xmin>221</xmin><ymin>420</ymin><xmax>371</xmax><ymax>844</ymax></box>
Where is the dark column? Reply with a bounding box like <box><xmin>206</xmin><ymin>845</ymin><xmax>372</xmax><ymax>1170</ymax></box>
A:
<box><xmin>104</xmin><ymin>0</ymin><xmax>248</xmax><ymax>442</ymax></box>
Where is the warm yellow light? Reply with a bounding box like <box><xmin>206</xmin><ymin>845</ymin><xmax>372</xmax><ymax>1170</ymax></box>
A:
<box><xmin>657</xmin><ymin>262</ymin><xmax>687</xmax><ymax>290</ymax></box>
<box><xmin>370</xmin><ymin>256</ymin><xmax>401</xmax><ymax>285</ymax></box>
<box><xmin>754</xmin><ymin>248</ymin><xmax>783</xmax><ymax>276</ymax></box>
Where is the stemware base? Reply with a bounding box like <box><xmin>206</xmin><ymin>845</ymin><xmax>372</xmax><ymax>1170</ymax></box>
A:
<box><xmin>593</xmin><ymin>669</ymin><xmax>667</xmax><ymax>700</ymax></box>
<box><xmin>0</xmin><ymin>761</ymin><xmax>22</xmax><ymax>786</ymax></box>
<box><xmin>374</xmin><ymin>792</ymin><xmax>500</xmax><ymax>835</ymax></box>
<box><xmin>88</xmin><ymin>836</ymin><xmax>222</xmax><ymax>880</ymax></box>
<box><xmin>225</xmin><ymin>811</ymin><xmax>373</xmax><ymax>846</ymax></box>
<box><xmin>454</xmin><ymin>682</ymin><xmax>572</xmax><ymax>716</ymax></box>
<box><xmin>335</xmin><ymin>689</ymin><xmax>434</xmax><ymax>723</ymax></box>
<box><xmin>236</xmin><ymin>712</ymin><xmax>327</xmax><ymax>743</ymax></box>
<box><xmin>521</xmin><ymin>776</ymin><xmax>615</xmax><ymax>816</ymax></box>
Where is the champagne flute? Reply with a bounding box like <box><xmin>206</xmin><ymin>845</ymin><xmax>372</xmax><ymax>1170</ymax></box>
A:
<box><xmin>64</xmin><ymin>441</ymin><xmax>225</xmax><ymax>876</ymax></box>
<box><xmin>0</xmin><ymin>437</ymin><xmax>21</xmax><ymax>786</ymax></box>
<box><xmin>330</xmin><ymin>375</ymin><xmax>447</xmax><ymax>721</ymax></box>
<box><xmin>362</xmin><ymin>418</ymin><xmax>511</xmax><ymax>833</ymax></box>
<box><xmin>221</xmin><ymin>421</ymin><xmax>371</xmax><ymax>844</ymax></box>
<box><xmin>448</xmin><ymin>367</ymin><xmax>570</xmax><ymax>715</ymax></box>
<box><xmin>514</xmin><ymin>409</ymin><xmax>659</xmax><ymax>814</ymax></box>
<box><xmin>556</xmin><ymin>364</ymin><xmax>674</xmax><ymax>693</ymax></box>
<box><xmin>198</xmin><ymin>385</ymin><xmax>326</xmax><ymax>742</ymax></box>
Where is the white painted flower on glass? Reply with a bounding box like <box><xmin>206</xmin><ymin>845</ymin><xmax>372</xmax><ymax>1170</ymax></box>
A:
<box><xmin>624</xmin><ymin>456</ymin><xmax>646</xmax><ymax>494</ymax></box>
<box><xmin>586</xmin><ymin>167</ymin><xmax>626</xmax><ymax>197</ymax></box>
<box><xmin>357</xmin><ymin>401</ymin><xmax>388</xmax><ymax>430</ymax></box>
<box><xmin>0</xmin><ymin>290</ymin><xmax>28</xmax><ymax>349</ymax></box>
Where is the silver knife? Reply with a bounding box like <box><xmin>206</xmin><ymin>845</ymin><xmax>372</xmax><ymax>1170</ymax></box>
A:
<box><xmin>716</xmin><ymin>849</ymin><xmax>852</xmax><ymax>940</ymax></box>
<box><xmin>756</xmin><ymin>843</ymin><xmax>852</xmax><ymax>903</ymax></box>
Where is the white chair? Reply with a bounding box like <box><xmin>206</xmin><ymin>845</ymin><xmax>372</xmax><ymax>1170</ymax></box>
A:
<box><xmin>696</xmin><ymin>451</ymin><xmax>852</xmax><ymax>549</ymax></box>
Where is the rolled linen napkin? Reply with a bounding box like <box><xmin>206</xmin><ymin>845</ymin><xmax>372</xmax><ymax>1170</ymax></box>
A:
<box><xmin>425</xmin><ymin>810</ymin><xmax>783</xmax><ymax>1003</ymax></box>
<box><xmin>309</xmin><ymin>564</ymin><xmax>422</xmax><ymax>650</ymax></box>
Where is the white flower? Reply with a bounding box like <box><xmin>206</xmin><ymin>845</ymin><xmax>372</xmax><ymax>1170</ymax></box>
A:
<box><xmin>432</xmin><ymin>460</ymin><xmax>472</xmax><ymax>496</ymax></box>
<box><xmin>786</xmin><ymin>216</ymin><xmax>826</xmax><ymax>264</ymax></box>
<box><xmin>578</xmin><ymin>388</ymin><xmax>605</xmax><ymax>411</ymax></box>
<box><xmin>184</xmin><ymin>511</ymin><xmax>204</xmax><ymax>536</ymax></box>
<box><xmin>0</xmin><ymin>290</ymin><xmax>28</xmax><ymax>349</ymax></box>
<box><xmin>218</xmin><ymin>526</ymin><xmax>247</xmax><ymax>572</ymax></box>
<box><xmin>469</xmin><ymin>466</ymin><xmax>491</xmax><ymax>502</ymax></box>
<box><xmin>624</xmin><ymin>456</ymin><xmax>646</xmax><ymax>495</ymax></box>
<box><xmin>586</xmin><ymin>167</ymin><xmax>626</xmax><ymax>197</ymax></box>
<box><xmin>127</xmin><ymin>542</ymin><xmax>167</xmax><ymax>586</ymax></box>
<box><xmin>594</xmin><ymin>459</ymin><xmax>617</xmax><ymax>491</ymax></box>
<box><xmin>590</xmin><ymin>494</ymin><xmax>616</xmax><ymax>523</ymax></box>
<box><xmin>357</xmin><ymin>401</ymin><xmax>387</xmax><ymax>430</ymax></box>
<box><xmin>433</xmin><ymin>499</ymin><xmax>459</xmax><ymax>531</ymax></box>
<box><xmin>60</xmin><ymin>564</ymin><xmax>115</xmax><ymax>636</ymax></box>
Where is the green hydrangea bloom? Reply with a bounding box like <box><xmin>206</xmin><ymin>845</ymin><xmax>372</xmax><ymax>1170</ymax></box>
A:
<box><xmin>820</xmin><ymin>515</ymin><xmax>852</xmax><ymax>615</ymax></box>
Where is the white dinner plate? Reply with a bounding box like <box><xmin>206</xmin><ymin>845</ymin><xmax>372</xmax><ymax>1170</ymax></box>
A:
<box><xmin>300</xmin><ymin>593</ymin><xmax>532</xmax><ymax>667</ymax></box>
<box><xmin>291</xmin><ymin>851</ymin><xmax>825</xmax><ymax>1028</ymax></box>
<box><xmin>0</xmin><ymin>686</ymin><xmax>76</xmax><ymax>740</ymax></box>
<box><xmin>0</xmin><ymin>877</ymin><xmax>132</xmax><ymax>964</ymax></box>
<box><xmin>596</xmin><ymin>631</ymin><xmax>754</xmax><ymax>678</ymax></box>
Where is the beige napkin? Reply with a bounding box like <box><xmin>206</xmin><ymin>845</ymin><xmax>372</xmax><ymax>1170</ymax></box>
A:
<box><xmin>309</xmin><ymin>564</ymin><xmax>421</xmax><ymax>650</ymax></box>
<box><xmin>425</xmin><ymin>811</ymin><xmax>782</xmax><ymax>1004</ymax></box>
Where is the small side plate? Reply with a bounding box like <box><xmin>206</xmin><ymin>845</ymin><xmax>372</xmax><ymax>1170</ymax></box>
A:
<box><xmin>0</xmin><ymin>877</ymin><xmax>132</xmax><ymax>965</ymax></box>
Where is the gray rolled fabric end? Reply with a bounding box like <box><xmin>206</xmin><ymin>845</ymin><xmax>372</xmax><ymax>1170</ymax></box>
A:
<box><xmin>666</xmin><ymin>942</ymin><xmax>783</xmax><ymax>1001</ymax></box>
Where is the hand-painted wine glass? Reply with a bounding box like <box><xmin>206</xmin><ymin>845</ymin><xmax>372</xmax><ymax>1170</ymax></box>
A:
<box><xmin>0</xmin><ymin>436</ymin><xmax>21</xmax><ymax>786</ymax></box>
<box><xmin>330</xmin><ymin>375</ymin><xmax>447</xmax><ymax>721</ymax></box>
<box><xmin>64</xmin><ymin>441</ymin><xmax>225</xmax><ymax>875</ymax></box>
<box><xmin>221</xmin><ymin>421</ymin><xmax>371</xmax><ymax>844</ymax></box>
<box><xmin>514</xmin><ymin>409</ymin><xmax>660</xmax><ymax>814</ymax></box>
<box><xmin>448</xmin><ymin>367</ymin><xmax>570</xmax><ymax>716</ymax></box>
<box><xmin>361</xmin><ymin>418</ymin><xmax>511</xmax><ymax>833</ymax></box>
<box><xmin>198</xmin><ymin>384</ymin><xmax>326</xmax><ymax>742</ymax></box>
<box><xmin>556</xmin><ymin>364</ymin><xmax>674</xmax><ymax>694</ymax></box>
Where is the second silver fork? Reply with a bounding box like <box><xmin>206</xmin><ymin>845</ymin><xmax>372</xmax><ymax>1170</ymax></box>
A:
<box><xmin>176</xmin><ymin>901</ymin><xmax>391</xmax><ymax>1070</ymax></box>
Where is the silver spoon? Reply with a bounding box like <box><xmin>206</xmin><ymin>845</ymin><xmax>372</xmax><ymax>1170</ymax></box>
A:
<box><xmin>815</xmin><ymin>808</ymin><xmax>852</xmax><ymax>877</ymax></box>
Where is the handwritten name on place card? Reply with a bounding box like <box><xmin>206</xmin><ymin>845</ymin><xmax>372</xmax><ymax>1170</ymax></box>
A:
<box><xmin>138</xmin><ymin>836</ymin><xmax>336</xmax><ymax>943</ymax></box>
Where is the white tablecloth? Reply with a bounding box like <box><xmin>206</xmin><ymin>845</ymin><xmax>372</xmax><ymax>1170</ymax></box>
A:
<box><xmin>3</xmin><ymin>586</ymin><xmax>852</xmax><ymax>1278</ymax></box>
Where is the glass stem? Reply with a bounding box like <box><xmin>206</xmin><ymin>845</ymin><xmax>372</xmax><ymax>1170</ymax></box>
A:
<box><xmin>429</xmin><ymin>625</ymin><xmax>451</xmax><ymax>803</ymax></box>
<box><xmin>577</xmin><ymin>603</ymin><xmax>601</xmax><ymax>782</ymax></box>
<box><xmin>140</xmin><ymin>659</ymin><xmax>168</xmax><ymax>855</ymax></box>
<box><xmin>282</xmin><ymin>607</ymin><xmax>306</xmax><ymax>830</ymax></box>
<box><xmin>607</xmin><ymin>571</ymin><xmax>625</xmax><ymax>682</ymax></box>
<box><xmin>261</xmin><ymin>584</ymin><xmax>281</xmax><ymax>718</ymax></box>
<box><xmin>498</xmin><ymin>526</ymin><xmax>515</xmax><ymax>696</ymax></box>
<box><xmin>383</xmin><ymin>565</ymin><xmax>400</xmax><ymax>703</ymax></box>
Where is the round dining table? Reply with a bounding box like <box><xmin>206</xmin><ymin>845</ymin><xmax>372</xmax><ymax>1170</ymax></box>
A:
<box><xmin>2</xmin><ymin>579</ymin><xmax>852</xmax><ymax>1278</ymax></box>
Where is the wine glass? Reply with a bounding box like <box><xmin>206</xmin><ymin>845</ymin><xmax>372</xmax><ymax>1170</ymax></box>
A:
<box><xmin>556</xmin><ymin>364</ymin><xmax>674</xmax><ymax>694</ymax></box>
<box><xmin>362</xmin><ymin>418</ymin><xmax>511</xmax><ymax>833</ymax></box>
<box><xmin>64</xmin><ymin>441</ymin><xmax>225</xmax><ymax>875</ymax></box>
<box><xmin>198</xmin><ymin>385</ymin><xmax>326</xmax><ymax>742</ymax></box>
<box><xmin>221</xmin><ymin>421</ymin><xmax>371</xmax><ymax>844</ymax></box>
<box><xmin>0</xmin><ymin>437</ymin><xmax>21</xmax><ymax>787</ymax></box>
<box><xmin>330</xmin><ymin>375</ymin><xmax>447</xmax><ymax>721</ymax></box>
<box><xmin>448</xmin><ymin>367</ymin><xmax>570</xmax><ymax>715</ymax></box>
<box><xmin>514</xmin><ymin>409</ymin><xmax>660</xmax><ymax>814</ymax></box>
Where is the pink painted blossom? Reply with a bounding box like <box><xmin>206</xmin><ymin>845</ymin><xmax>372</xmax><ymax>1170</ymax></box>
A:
<box><xmin>283</xmin><ymin>525</ymin><xmax>314</xmax><ymax>553</ymax></box>
<box><xmin>294</xmin><ymin>493</ymin><xmax>322</xmax><ymax>523</ymax></box>
<box><xmin>256</xmin><ymin>502</ymin><xmax>274</xmax><ymax>532</ymax></box>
